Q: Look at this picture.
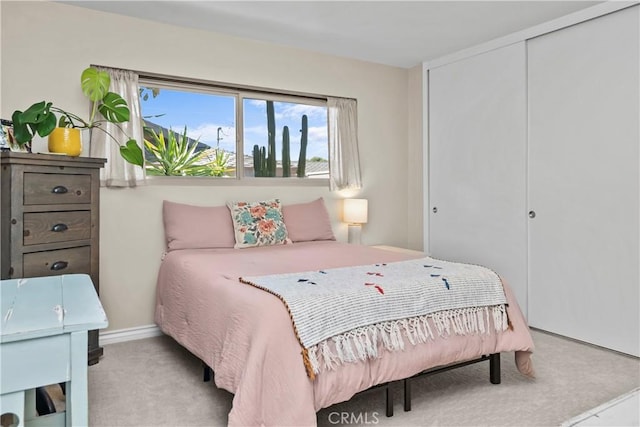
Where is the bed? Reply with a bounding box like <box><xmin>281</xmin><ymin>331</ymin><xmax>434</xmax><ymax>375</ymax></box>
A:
<box><xmin>154</xmin><ymin>198</ymin><xmax>535</xmax><ymax>426</ymax></box>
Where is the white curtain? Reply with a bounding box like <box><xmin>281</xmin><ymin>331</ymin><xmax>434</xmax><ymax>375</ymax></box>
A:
<box><xmin>328</xmin><ymin>97</ymin><xmax>362</xmax><ymax>191</ymax></box>
<box><xmin>89</xmin><ymin>67</ymin><xmax>145</xmax><ymax>187</ymax></box>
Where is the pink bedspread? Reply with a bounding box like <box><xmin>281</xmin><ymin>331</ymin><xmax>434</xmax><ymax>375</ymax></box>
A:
<box><xmin>154</xmin><ymin>241</ymin><xmax>534</xmax><ymax>426</ymax></box>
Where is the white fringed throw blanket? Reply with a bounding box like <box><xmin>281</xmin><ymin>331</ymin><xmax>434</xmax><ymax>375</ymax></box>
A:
<box><xmin>240</xmin><ymin>257</ymin><xmax>509</xmax><ymax>379</ymax></box>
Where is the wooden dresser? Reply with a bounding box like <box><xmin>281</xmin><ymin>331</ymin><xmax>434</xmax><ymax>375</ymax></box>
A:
<box><xmin>0</xmin><ymin>152</ymin><xmax>106</xmax><ymax>365</ymax></box>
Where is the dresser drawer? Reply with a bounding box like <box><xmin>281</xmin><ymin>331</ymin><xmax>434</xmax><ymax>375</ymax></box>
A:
<box><xmin>23</xmin><ymin>173</ymin><xmax>92</xmax><ymax>205</ymax></box>
<box><xmin>23</xmin><ymin>247</ymin><xmax>91</xmax><ymax>277</ymax></box>
<box><xmin>23</xmin><ymin>211</ymin><xmax>91</xmax><ymax>245</ymax></box>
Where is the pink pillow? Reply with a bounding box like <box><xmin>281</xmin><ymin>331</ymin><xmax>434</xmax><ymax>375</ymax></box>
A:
<box><xmin>163</xmin><ymin>200</ymin><xmax>235</xmax><ymax>250</ymax></box>
<box><xmin>282</xmin><ymin>198</ymin><xmax>336</xmax><ymax>242</ymax></box>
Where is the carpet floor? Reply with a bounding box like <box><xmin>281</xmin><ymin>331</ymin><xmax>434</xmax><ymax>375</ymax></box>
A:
<box><xmin>73</xmin><ymin>329</ymin><xmax>639</xmax><ymax>426</ymax></box>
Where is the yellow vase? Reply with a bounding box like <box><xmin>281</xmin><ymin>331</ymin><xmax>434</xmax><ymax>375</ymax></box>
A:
<box><xmin>48</xmin><ymin>127</ymin><xmax>82</xmax><ymax>156</ymax></box>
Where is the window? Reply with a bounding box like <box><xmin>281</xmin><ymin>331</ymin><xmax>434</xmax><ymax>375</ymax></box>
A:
<box><xmin>138</xmin><ymin>78</ymin><xmax>328</xmax><ymax>181</ymax></box>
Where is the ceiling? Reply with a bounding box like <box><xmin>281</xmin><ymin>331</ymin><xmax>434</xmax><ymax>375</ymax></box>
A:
<box><xmin>62</xmin><ymin>1</ymin><xmax>601</xmax><ymax>68</ymax></box>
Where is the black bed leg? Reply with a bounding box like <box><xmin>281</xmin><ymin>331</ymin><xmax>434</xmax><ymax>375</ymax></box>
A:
<box><xmin>403</xmin><ymin>379</ymin><xmax>411</xmax><ymax>412</ymax></box>
<box><xmin>489</xmin><ymin>353</ymin><xmax>501</xmax><ymax>384</ymax></box>
<box><xmin>385</xmin><ymin>385</ymin><xmax>394</xmax><ymax>417</ymax></box>
<box><xmin>202</xmin><ymin>362</ymin><xmax>213</xmax><ymax>382</ymax></box>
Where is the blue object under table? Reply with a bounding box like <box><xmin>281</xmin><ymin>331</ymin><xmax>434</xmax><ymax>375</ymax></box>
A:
<box><xmin>0</xmin><ymin>274</ymin><xmax>108</xmax><ymax>426</ymax></box>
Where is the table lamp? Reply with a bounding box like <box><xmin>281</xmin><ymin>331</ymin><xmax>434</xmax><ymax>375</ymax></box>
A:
<box><xmin>343</xmin><ymin>198</ymin><xmax>368</xmax><ymax>244</ymax></box>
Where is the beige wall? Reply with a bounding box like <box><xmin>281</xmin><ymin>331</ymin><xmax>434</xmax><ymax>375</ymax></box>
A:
<box><xmin>1</xmin><ymin>1</ymin><xmax>424</xmax><ymax>331</ymax></box>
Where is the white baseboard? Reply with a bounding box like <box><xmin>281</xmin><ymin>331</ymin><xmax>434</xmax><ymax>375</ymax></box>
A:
<box><xmin>99</xmin><ymin>324</ymin><xmax>163</xmax><ymax>346</ymax></box>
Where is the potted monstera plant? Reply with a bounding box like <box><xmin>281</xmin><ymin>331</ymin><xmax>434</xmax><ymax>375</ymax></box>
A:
<box><xmin>11</xmin><ymin>67</ymin><xmax>143</xmax><ymax>166</ymax></box>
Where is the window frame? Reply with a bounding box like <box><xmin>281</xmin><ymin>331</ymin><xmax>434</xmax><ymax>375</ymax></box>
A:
<box><xmin>138</xmin><ymin>74</ymin><xmax>330</xmax><ymax>186</ymax></box>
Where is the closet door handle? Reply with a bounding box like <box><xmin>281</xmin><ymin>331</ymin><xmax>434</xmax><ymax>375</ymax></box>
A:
<box><xmin>528</xmin><ymin>210</ymin><xmax>536</xmax><ymax>219</ymax></box>
<box><xmin>432</xmin><ymin>207</ymin><xmax>438</xmax><ymax>214</ymax></box>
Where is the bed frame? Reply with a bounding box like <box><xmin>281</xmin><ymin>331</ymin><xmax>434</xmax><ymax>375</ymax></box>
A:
<box><xmin>401</xmin><ymin>353</ymin><xmax>500</xmax><ymax>413</ymax></box>
<box><xmin>201</xmin><ymin>352</ymin><xmax>501</xmax><ymax>418</ymax></box>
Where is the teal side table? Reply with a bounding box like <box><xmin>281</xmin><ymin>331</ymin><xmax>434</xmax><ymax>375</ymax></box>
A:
<box><xmin>0</xmin><ymin>274</ymin><xmax>108</xmax><ymax>426</ymax></box>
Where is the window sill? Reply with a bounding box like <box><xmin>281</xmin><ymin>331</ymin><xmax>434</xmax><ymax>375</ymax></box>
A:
<box><xmin>144</xmin><ymin>175</ymin><xmax>329</xmax><ymax>187</ymax></box>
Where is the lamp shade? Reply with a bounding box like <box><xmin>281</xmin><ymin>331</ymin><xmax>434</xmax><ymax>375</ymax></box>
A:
<box><xmin>343</xmin><ymin>198</ymin><xmax>368</xmax><ymax>224</ymax></box>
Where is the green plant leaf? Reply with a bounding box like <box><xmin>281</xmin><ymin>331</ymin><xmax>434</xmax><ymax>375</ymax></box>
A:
<box><xmin>11</xmin><ymin>102</ymin><xmax>57</xmax><ymax>141</ymax></box>
<box><xmin>36</xmin><ymin>112</ymin><xmax>57</xmax><ymax>137</ymax></box>
<box><xmin>97</xmin><ymin>92</ymin><xmax>130</xmax><ymax>123</ymax></box>
<box><xmin>11</xmin><ymin>110</ymin><xmax>33</xmax><ymax>144</ymax></box>
<box><xmin>143</xmin><ymin>126</ymin><xmax>216</xmax><ymax>176</ymax></box>
<box><xmin>81</xmin><ymin>67</ymin><xmax>110</xmax><ymax>102</ymax></box>
<box><xmin>119</xmin><ymin>139</ymin><xmax>144</xmax><ymax>166</ymax></box>
<box><xmin>20</xmin><ymin>101</ymin><xmax>51</xmax><ymax>124</ymax></box>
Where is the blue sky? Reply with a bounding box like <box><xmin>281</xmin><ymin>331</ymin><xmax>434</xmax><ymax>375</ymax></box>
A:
<box><xmin>139</xmin><ymin>87</ymin><xmax>328</xmax><ymax>160</ymax></box>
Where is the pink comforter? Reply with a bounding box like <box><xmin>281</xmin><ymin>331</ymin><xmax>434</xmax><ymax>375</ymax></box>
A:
<box><xmin>154</xmin><ymin>242</ymin><xmax>534</xmax><ymax>426</ymax></box>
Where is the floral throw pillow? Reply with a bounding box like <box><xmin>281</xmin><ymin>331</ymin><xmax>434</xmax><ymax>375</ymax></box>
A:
<box><xmin>227</xmin><ymin>199</ymin><xmax>291</xmax><ymax>249</ymax></box>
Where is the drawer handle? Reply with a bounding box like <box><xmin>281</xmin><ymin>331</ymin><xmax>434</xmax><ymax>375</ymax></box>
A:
<box><xmin>52</xmin><ymin>185</ymin><xmax>69</xmax><ymax>194</ymax></box>
<box><xmin>51</xmin><ymin>223</ymin><xmax>68</xmax><ymax>232</ymax></box>
<box><xmin>51</xmin><ymin>261</ymin><xmax>68</xmax><ymax>271</ymax></box>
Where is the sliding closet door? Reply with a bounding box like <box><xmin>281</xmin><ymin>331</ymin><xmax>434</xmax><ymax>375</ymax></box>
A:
<box><xmin>528</xmin><ymin>7</ymin><xmax>639</xmax><ymax>356</ymax></box>
<box><xmin>429</xmin><ymin>42</ymin><xmax>528</xmax><ymax>315</ymax></box>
